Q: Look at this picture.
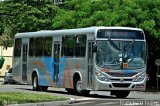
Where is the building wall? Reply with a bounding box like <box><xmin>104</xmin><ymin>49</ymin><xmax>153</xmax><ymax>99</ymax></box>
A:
<box><xmin>0</xmin><ymin>46</ymin><xmax>13</xmax><ymax>77</ymax></box>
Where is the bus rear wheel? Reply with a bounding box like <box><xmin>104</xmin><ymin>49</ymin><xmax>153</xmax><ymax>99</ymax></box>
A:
<box><xmin>32</xmin><ymin>74</ymin><xmax>48</xmax><ymax>92</ymax></box>
<box><xmin>111</xmin><ymin>90</ymin><xmax>130</xmax><ymax>98</ymax></box>
<box><xmin>33</xmin><ymin>74</ymin><xmax>40</xmax><ymax>91</ymax></box>
<box><xmin>73</xmin><ymin>76</ymin><xmax>90</xmax><ymax>96</ymax></box>
<box><xmin>40</xmin><ymin>86</ymin><xmax>48</xmax><ymax>92</ymax></box>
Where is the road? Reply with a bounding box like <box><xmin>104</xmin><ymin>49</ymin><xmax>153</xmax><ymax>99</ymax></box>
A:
<box><xmin>0</xmin><ymin>84</ymin><xmax>160</xmax><ymax>106</ymax></box>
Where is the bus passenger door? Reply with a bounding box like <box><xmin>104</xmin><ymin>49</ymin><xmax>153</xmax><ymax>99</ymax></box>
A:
<box><xmin>53</xmin><ymin>42</ymin><xmax>60</xmax><ymax>86</ymax></box>
<box><xmin>88</xmin><ymin>41</ymin><xmax>94</xmax><ymax>88</ymax></box>
<box><xmin>22</xmin><ymin>44</ymin><xmax>28</xmax><ymax>82</ymax></box>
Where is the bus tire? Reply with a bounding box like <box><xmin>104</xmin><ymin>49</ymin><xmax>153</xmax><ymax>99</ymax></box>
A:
<box><xmin>73</xmin><ymin>76</ymin><xmax>90</xmax><ymax>96</ymax></box>
<box><xmin>40</xmin><ymin>86</ymin><xmax>48</xmax><ymax>92</ymax></box>
<box><xmin>65</xmin><ymin>88</ymin><xmax>75</xmax><ymax>95</ymax></box>
<box><xmin>111</xmin><ymin>90</ymin><xmax>130</xmax><ymax>98</ymax></box>
<box><xmin>32</xmin><ymin>74</ymin><xmax>40</xmax><ymax>91</ymax></box>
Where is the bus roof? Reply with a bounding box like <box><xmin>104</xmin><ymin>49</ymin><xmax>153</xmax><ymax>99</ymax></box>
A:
<box><xmin>15</xmin><ymin>26</ymin><xmax>143</xmax><ymax>38</ymax></box>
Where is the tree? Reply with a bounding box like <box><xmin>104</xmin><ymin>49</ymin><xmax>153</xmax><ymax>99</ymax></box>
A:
<box><xmin>0</xmin><ymin>0</ymin><xmax>59</xmax><ymax>46</ymax></box>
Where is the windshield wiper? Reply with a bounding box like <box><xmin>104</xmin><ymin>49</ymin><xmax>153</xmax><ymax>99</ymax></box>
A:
<box><xmin>123</xmin><ymin>40</ymin><xmax>135</xmax><ymax>61</ymax></box>
<box><xmin>108</xmin><ymin>38</ymin><xmax>121</xmax><ymax>50</ymax></box>
<box><xmin>125</xmin><ymin>40</ymin><xmax>135</xmax><ymax>51</ymax></box>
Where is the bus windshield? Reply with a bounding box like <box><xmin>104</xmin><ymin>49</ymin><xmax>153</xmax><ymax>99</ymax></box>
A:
<box><xmin>96</xmin><ymin>40</ymin><xmax>145</xmax><ymax>70</ymax></box>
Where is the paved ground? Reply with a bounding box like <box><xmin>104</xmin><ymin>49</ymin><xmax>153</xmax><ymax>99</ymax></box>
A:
<box><xmin>1</xmin><ymin>78</ymin><xmax>160</xmax><ymax>106</ymax></box>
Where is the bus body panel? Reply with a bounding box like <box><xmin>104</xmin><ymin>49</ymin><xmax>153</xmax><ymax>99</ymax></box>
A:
<box><xmin>94</xmin><ymin>78</ymin><xmax>146</xmax><ymax>91</ymax></box>
<box><xmin>27</xmin><ymin>57</ymin><xmax>54</xmax><ymax>86</ymax></box>
<box><xmin>58</xmin><ymin>58</ymin><xmax>88</xmax><ymax>89</ymax></box>
<box><xmin>12</xmin><ymin>57</ymin><xmax>22</xmax><ymax>83</ymax></box>
<box><xmin>26</xmin><ymin>57</ymin><xmax>88</xmax><ymax>89</ymax></box>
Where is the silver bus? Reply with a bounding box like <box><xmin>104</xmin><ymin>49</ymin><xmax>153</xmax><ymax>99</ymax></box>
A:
<box><xmin>12</xmin><ymin>26</ymin><xmax>147</xmax><ymax>98</ymax></box>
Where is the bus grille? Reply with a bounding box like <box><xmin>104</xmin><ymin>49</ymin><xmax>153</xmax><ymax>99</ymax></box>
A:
<box><xmin>107</xmin><ymin>72</ymin><xmax>137</xmax><ymax>77</ymax></box>
<box><xmin>112</xmin><ymin>83</ymin><xmax>131</xmax><ymax>88</ymax></box>
<box><xmin>110</xmin><ymin>79</ymin><xmax>133</xmax><ymax>82</ymax></box>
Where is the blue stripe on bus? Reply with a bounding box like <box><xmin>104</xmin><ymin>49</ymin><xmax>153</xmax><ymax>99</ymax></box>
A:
<box><xmin>33</xmin><ymin>57</ymin><xmax>67</xmax><ymax>87</ymax></box>
<box><xmin>42</xmin><ymin>57</ymin><xmax>54</xmax><ymax>80</ymax></box>
<box><xmin>36</xmin><ymin>57</ymin><xmax>53</xmax><ymax>86</ymax></box>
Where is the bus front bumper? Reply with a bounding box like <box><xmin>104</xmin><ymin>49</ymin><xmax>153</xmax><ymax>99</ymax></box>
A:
<box><xmin>94</xmin><ymin>79</ymin><xmax>146</xmax><ymax>91</ymax></box>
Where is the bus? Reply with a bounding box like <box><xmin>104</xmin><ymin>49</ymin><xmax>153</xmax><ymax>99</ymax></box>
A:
<box><xmin>12</xmin><ymin>26</ymin><xmax>147</xmax><ymax>98</ymax></box>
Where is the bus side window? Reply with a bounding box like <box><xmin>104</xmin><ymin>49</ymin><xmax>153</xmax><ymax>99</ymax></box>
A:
<box><xmin>44</xmin><ymin>37</ymin><xmax>52</xmax><ymax>57</ymax></box>
<box><xmin>14</xmin><ymin>38</ymin><xmax>22</xmax><ymax>57</ymax></box>
<box><xmin>29</xmin><ymin>38</ymin><xmax>35</xmax><ymax>57</ymax></box>
<box><xmin>75</xmin><ymin>35</ymin><xmax>87</xmax><ymax>57</ymax></box>
<box><xmin>61</xmin><ymin>36</ymin><xmax>65</xmax><ymax>57</ymax></box>
<box><xmin>62</xmin><ymin>35</ymin><xmax>87</xmax><ymax>57</ymax></box>
<box><xmin>62</xmin><ymin>36</ymin><xmax>75</xmax><ymax>57</ymax></box>
<box><xmin>35</xmin><ymin>37</ymin><xmax>44</xmax><ymax>57</ymax></box>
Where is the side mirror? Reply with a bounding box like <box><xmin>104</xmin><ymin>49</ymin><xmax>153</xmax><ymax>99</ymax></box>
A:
<box><xmin>92</xmin><ymin>44</ymin><xmax>97</xmax><ymax>53</ymax></box>
<box><xmin>76</xmin><ymin>36</ymin><xmax>82</xmax><ymax>44</ymax></box>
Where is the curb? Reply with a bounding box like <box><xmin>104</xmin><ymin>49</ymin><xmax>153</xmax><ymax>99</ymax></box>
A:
<box><xmin>8</xmin><ymin>98</ymin><xmax>75</xmax><ymax>106</ymax></box>
<box><xmin>0</xmin><ymin>81</ymin><xmax>4</xmax><ymax>85</ymax></box>
<box><xmin>0</xmin><ymin>78</ymin><xmax>4</xmax><ymax>85</ymax></box>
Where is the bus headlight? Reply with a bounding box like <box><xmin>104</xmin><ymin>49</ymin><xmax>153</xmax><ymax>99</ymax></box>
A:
<box><xmin>95</xmin><ymin>71</ymin><xmax>109</xmax><ymax>81</ymax></box>
<box><xmin>134</xmin><ymin>72</ymin><xmax>146</xmax><ymax>82</ymax></box>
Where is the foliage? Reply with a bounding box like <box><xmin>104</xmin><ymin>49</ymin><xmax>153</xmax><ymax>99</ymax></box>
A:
<box><xmin>0</xmin><ymin>0</ymin><xmax>160</xmax><ymax>49</ymax></box>
<box><xmin>0</xmin><ymin>0</ymin><xmax>58</xmax><ymax>46</ymax></box>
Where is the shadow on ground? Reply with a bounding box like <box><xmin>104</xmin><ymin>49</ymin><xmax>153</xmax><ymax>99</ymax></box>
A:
<box><xmin>16</xmin><ymin>87</ymin><xmax>139</xmax><ymax>99</ymax></box>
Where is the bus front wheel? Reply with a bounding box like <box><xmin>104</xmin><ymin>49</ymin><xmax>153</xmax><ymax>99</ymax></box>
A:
<box><xmin>111</xmin><ymin>90</ymin><xmax>130</xmax><ymax>98</ymax></box>
<box><xmin>73</xmin><ymin>76</ymin><xmax>90</xmax><ymax>96</ymax></box>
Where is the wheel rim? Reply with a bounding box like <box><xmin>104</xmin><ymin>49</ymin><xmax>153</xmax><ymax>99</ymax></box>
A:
<box><xmin>33</xmin><ymin>76</ymin><xmax>37</xmax><ymax>88</ymax></box>
<box><xmin>76</xmin><ymin>80</ymin><xmax>82</xmax><ymax>92</ymax></box>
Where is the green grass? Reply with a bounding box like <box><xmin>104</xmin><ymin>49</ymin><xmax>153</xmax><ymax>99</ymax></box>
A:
<box><xmin>0</xmin><ymin>92</ymin><xmax>67</xmax><ymax>106</ymax></box>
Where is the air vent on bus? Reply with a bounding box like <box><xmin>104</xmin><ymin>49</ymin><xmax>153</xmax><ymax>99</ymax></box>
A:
<box><xmin>110</xmin><ymin>79</ymin><xmax>133</xmax><ymax>82</ymax></box>
<box><xmin>112</xmin><ymin>83</ymin><xmax>131</xmax><ymax>88</ymax></box>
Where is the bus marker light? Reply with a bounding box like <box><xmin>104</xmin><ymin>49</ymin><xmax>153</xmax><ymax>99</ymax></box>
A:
<box><xmin>101</xmin><ymin>68</ymin><xmax>110</xmax><ymax>72</ymax></box>
<box><xmin>123</xmin><ymin>63</ymin><xmax>128</xmax><ymax>68</ymax></box>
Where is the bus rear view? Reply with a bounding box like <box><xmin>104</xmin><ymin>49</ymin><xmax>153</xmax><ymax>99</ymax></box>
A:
<box><xmin>94</xmin><ymin>27</ymin><xmax>147</xmax><ymax>98</ymax></box>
